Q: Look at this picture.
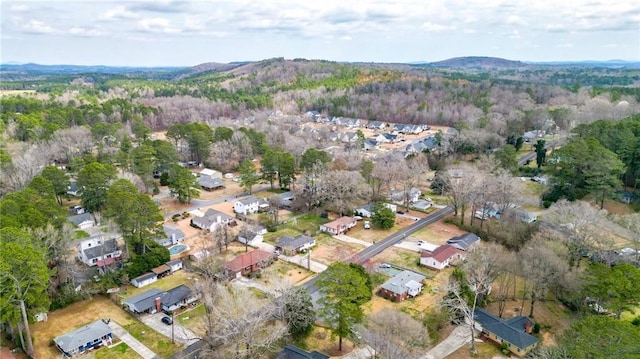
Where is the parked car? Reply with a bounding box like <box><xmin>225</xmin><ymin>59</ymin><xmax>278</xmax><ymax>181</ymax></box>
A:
<box><xmin>396</xmin><ymin>210</ymin><xmax>405</xmax><ymax>215</ymax></box>
<box><xmin>161</xmin><ymin>316</ymin><xmax>173</xmax><ymax>325</ymax></box>
<box><xmin>364</xmin><ymin>221</ymin><xmax>371</xmax><ymax>229</ymax></box>
<box><xmin>380</xmin><ymin>263</ymin><xmax>391</xmax><ymax>268</ymax></box>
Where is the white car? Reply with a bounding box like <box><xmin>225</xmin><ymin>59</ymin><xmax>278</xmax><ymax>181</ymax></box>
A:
<box><xmin>364</xmin><ymin>221</ymin><xmax>371</xmax><ymax>229</ymax></box>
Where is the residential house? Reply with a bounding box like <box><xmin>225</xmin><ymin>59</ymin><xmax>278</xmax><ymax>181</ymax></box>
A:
<box><xmin>420</xmin><ymin>244</ymin><xmax>464</xmax><ymax>270</ymax></box>
<box><xmin>54</xmin><ymin>320</ymin><xmax>113</xmax><ymax>357</ymax></box>
<box><xmin>392</xmin><ymin>123</ymin><xmax>406</xmax><ymax>134</ymax></box>
<box><xmin>162</xmin><ymin>284</ymin><xmax>199</xmax><ymax>312</ymax></box>
<box><xmin>363</xmin><ymin>138</ymin><xmax>379</xmax><ymax>150</ymax></box>
<box><xmin>189</xmin><ymin>249</ymin><xmax>211</xmax><ymax>262</ymax></box>
<box><xmin>327</xmin><ymin>133</ymin><xmax>340</xmax><ymax>142</ymax></box>
<box><xmin>278</xmin><ymin>345</ymin><xmax>330</xmax><ymax>359</ymax></box>
<box><xmin>130</xmin><ymin>272</ymin><xmax>158</xmax><ymax>288</ymax></box>
<box><xmin>340</xmin><ymin>132</ymin><xmax>359</xmax><ymax>144</ymax></box>
<box><xmin>68</xmin><ymin>213</ymin><xmax>94</xmax><ymax>230</ymax></box>
<box><xmin>234</xmin><ymin>196</ymin><xmax>265</xmax><ymax>215</ymax></box>
<box><xmin>155</xmin><ymin>225</ymin><xmax>185</xmax><ymax>247</ymax></box>
<box><xmin>123</xmin><ymin>288</ymin><xmax>165</xmax><ymax>314</ymax></box>
<box><xmin>166</xmin><ymin>259</ymin><xmax>184</xmax><ymax>273</ymax></box>
<box><xmin>275</xmin><ymin>234</ymin><xmax>316</xmax><ymax>255</ymax></box>
<box><xmin>319</xmin><ymin>216</ymin><xmax>357</xmax><ymax>235</ymax></box>
<box><xmin>367</xmin><ymin>121</ymin><xmax>386</xmax><ymax>130</ymax></box>
<box><xmin>191</xmin><ymin>208</ymin><xmax>235</xmax><ymax>231</ymax></box>
<box><xmin>447</xmin><ymin>233</ymin><xmax>481</xmax><ymax>251</ymax></box>
<box><xmin>379</xmin><ymin>270</ymin><xmax>426</xmax><ymax>302</ymax></box>
<box><xmin>198</xmin><ymin>176</ymin><xmax>224</xmax><ymax>191</ymax></box>
<box><xmin>77</xmin><ymin>236</ymin><xmax>122</xmax><ymax>268</ymax></box>
<box><xmin>224</xmin><ymin>249</ymin><xmax>276</xmax><ymax>278</ymax></box>
<box><xmin>523</xmin><ymin>130</ymin><xmax>544</xmax><ymax>143</ymax></box>
<box><xmin>345</xmin><ymin>118</ymin><xmax>361</xmax><ymax>128</ymax></box>
<box><xmin>390</xmin><ymin>187</ymin><xmax>422</xmax><ymax>204</ymax></box>
<box><xmin>412</xmin><ymin>199</ymin><xmax>433</xmax><ymax>211</ymax></box>
<box><xmin>472</xmin><ymin>308</ymin><xmax>539</xmax><ymax>356</ymax></box>
<box><xmin>277</xmin><ymin>191</ymin><xmax>295</xmax><ymax>208</ymax></box>
<box><xmin>200</xmin><ymin>168</ymin><xmax>222</xmax><ymax>179</ymax></box>
<box><xmin>237</xmin><ymin>227</ymin><xmax>267</xmax><ymax>246</ymax></box>
<box><xmin>69</xmin><ymin>205</ymin><xmax>85</xmax><ymax>215</ymax></box>
<box><xmin>404</xmin><ymin>136</ymin><xmax>437</xmax><ymax>156</ymax></box>
<box><xmin>375</xmin><ymin>132</ymin><xmax>398</xmax><ymax>143</ymax></box>
<box><xmin>67</xmin><ymin>182</ymin><xmax>82</xmax><ymax>197</ymax></box>
<box><xmin>151</xmin><ymin>264</ymin><xmax>170</xmax><ymax>278</ymax></box>
<box><xmin>355</xmin><ymin>203</ymin><xmax>398</xmax><ymax>218</ymax></box>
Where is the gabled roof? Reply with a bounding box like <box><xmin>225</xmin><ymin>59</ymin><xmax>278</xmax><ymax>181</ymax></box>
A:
<box><xmin>68</xmin><ymin>212</ymin><xmax>92</xmax><ymax>225</ymax></box>
<box><xmin>163</xmin><ymin>225</ymin><xmax>185</xmax><ymax>241</ymax></box>
<box><xmin>421</xmin><ymin>244</ymin><xmax>461</xmax><ymax>263</ymax></box>
<box><xmin>166</xmin><ymin>259</ymin><xmax>183</xmax><ymax>267</ymax></box>
<box><xmin>82</xmin><ymin>238</ymin><xmax>119</xmax><ymax>260</ymax></box>
<box><xmin>225</xmin><ymin>249</ymin><xmax>274</xmax><ymax>272</ymax></box>
<box><xmin>278</xmin><ymin>345</ymin><xmax>330</xmax><ymax>359</ymax></box>
<box><xmin>447</xmin><ymin>233</ymin><xmax>480</xmax><ymax>250</ymax></box>
<box><xmin>152</xmin><ymin>264</ymin><xmax>170</xmax><ymax>275</ymax></box>
<box><xmin>198</xmin><ymin>176</ymin><xmax>224</xmax><ymax>189</ymax></box>
<box><xmin>132</xmin><ymin>272</ymin><xmax>157</xmax><ymax>283</ymax></box>
<box><xmin>322</xmin><ymin>216</ymin><xmax>356</xmax><ymax>230</ymax></box>
<box><xmin>382</xmin><ymin>133</ymin><xmax>397</xmax><ymax>140</ymax></box>
<box><xmin>54</xmin><ymin>320</ymin><xmax>112</xmax><ymax>353</ymax></box>
<box><xmin>380</xmin><ymin>270</ymin><xmax>426</xmax><ymax>295</ymax></box>
<box><xmin>237</xmin><ymin>196</ymin><xmax>260</xmax><ymax>206</ymax></box>
<box><xmin>123</xmin><ymin>288</ymin><xmax>164</xmax><ymax>312</ymax></box>
<box><xmin>162</xmin><ymin>284</ymin><xmax>193</xmax><ymax>307</ymax></box>
<box><xmin>200</xmin><ymin>168</ymin><xmax>220</xmax><ymax>177</ymax></box>
<box><xmin>276</xmin><ymin>234</ymin><xmax>315</xmax><ymax>251</ymax></box>
<box><xmin>474</xmin><ymin>308</ymin><xmax>539</xmax><ymax>350</ymax></box>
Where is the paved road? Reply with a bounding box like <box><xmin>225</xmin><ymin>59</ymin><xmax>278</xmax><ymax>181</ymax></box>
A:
<box><xmin>517</xmin><ymin>138</ymin><xmax>562</xmax><ymax>166</ymax></box>
<box><xmin>162</xmin><ymin>185</ymin><xmax>272</xmax><ymax>219</ymax></box>
<box><xmin>303</xmin><ymin>204</ymin><xmax>454</xmax><ymax>294</ymax></box>
<box><xmin>108</xmin><ymin>321</ymin><xmax>159</xmax><ymax>359</ymax></box>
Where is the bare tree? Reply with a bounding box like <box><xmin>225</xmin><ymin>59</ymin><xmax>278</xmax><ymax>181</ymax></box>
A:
<box><xmin>212</xmin><ymin>224</ymin><xmax>233</xmax><ymax>253</ymax></box>
<box><xmin>445</xmin><ymin>165</ymin><xmax>479</xmax><ymax>225</ymax></box>
<box><xmin>318</xmin><ymin>170</ymin><xmax>369</xmax><ymax>216</ymax></box>
<box><xmin>442</xmin><ymin>279</ymin><xmax>477</xmax><ymax>355</ymax></box>
<box><xmin>357</xmin><ymin>309</ymin><xmax>430</xmax><ymax>359</ymax></box>
<box><xmin>463</xmin><ymin>244</ymin><xmax>507</xmax><ymax>306</ymax></box>
<box><xmin>397</xmin><ymin>155</ymin><xmax>430</xmax><ymax>211</ymax></box>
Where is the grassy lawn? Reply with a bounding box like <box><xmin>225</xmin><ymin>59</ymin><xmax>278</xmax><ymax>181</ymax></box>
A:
<box><xmin>119</xmin><ymin>270</ymin><xmax>197</xmax><ymax>300</ymax></box>
<box><xmin>124</xmin><ymin>321</ymin><xmax>183</xmax><ymax>358</ymax></box>
<box><xmin>447</xmin><ymin>342</ymin><xmax>506</xmax><ymax>359</ymax></box>
<box><xmin>94</xmin><ymin>343</ymin><xmax>142</xmax><ymax>359</ymax></box>
<box><xmin>177</xmin><ymin>304</ymin><xmax>207</xmax><ymax>337</ymax></box>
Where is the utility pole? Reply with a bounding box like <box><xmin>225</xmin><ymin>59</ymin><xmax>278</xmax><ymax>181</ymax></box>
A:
<box><xmin>307</xmin><ymin>250</ymin><xmax>311</xmax><ymax>270</ymax></box>
<box><xmin>171</xmin><ymin>311</ymin><xmax>175</xmax><ymax>344</ymax></box>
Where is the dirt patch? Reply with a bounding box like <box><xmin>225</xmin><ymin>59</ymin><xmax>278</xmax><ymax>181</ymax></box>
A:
<box><xmin>311</xmin><ymin>237</ymin><xmax>364</xmax><ymax>264</ymax></box>
<box><xmin>31</xmin><ymin>296</ymin><xmax>137</xmax><ymax>359</ymax></box>
<box><xmin>304</xmin><ymin>327</ymin><xmax>356</xmax><ymax>358</ymax></box>
<box><xmin>410</xmin><ymin>219</ymin><xmax>468</xmax><ymax>245</ymax></box>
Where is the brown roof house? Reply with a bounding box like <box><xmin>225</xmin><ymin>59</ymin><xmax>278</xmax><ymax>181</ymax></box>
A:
<box><xmin>420</xmin><ymin>244</ymin><xmax>464</xmax><ymax>270</ymax></box>
<box><xmin>224</xmin><ymin>249</ymin><xmax>276</xmax><ymax>279</ymax></box>
<box><xmin>319</xmin><ymin>216</ymin><xmax>357</xmax><ymax>235</ymax></box>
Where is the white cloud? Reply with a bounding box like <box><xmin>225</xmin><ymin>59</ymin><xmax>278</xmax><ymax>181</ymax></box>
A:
<box><xmin>137</xmin><ymin>17</ymin><xmax>180</xmax><ymax>34</ymax></box>
<box><xmin>69</xmin><ymin>27</ymin><xmax>105</xmax><ymax>37</ymax></box>
<box><xmin>102</xmin><ymin>6</ymin><xmax>139</xmax><ymax>20</ymax></box>
<box><xmin>22</xmin><ymin>20</ymin><xmax>55</xmax><ymax>34</ymax></box>
<box><xmin>421</xmin><ymin>22</ymin><xmax>456</xmax><ymax>32</ymax></box>
<box><xmin>10</xmin><ymin>4</ymin><xmax>28</xmax><ymax>12</ymax></box>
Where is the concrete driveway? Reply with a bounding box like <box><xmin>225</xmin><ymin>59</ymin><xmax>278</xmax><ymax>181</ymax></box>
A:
<box><xmin>421</xmin><ymin>325</ymin><xmax>470</xmax><ymax>359</ymax></box>
<box><xmin>108</xmin><ymin>321</ymin><xmax>158</xmax><ymax>359</ymax></box>
<box><xmin>139</xmin><ymin>312</ymin><xmax>200</xmax><ymax>345</ymax></box>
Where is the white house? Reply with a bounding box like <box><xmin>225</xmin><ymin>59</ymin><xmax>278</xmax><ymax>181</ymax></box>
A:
<box><xmin>390</xmin><ymin>187</ymin><xmax>422</xmax><ymax>204</ymax></box>
<box><xmin>162</xmin><ymin>285</ymin><xmax>199</xmax><ymax>312</ymax></box>
<box><xmin>234</xmin><ymin>196</ymin><xmax>263</xmax><ymax>215</ymax></box>
<box><xmin>166</xmin><ymin>259</ymin><xmax>184</xmax><ymax>273</ymax></box>
<box><xmin>355</xmin><ymin>203</ymin><xmax>398</xmax><ymax>218</ymax></box>
<box><xmin>200</xmin><ymin>168</ymin><xmax>222</xmax><ymax>179</ymax></box>
<box><xmin>155</xmin><ymin>225</ymin><xmax>185</xmax><ymax>247</ymax></box>
<box><xmin>68</xmin><ymin>213</ymin><xmax>95</xmax><ymax>230</ymax></box>
<box><xmin>420</xmin><ymin>244</ymin><xmax>464</xmax><ymax>270</ymax></box>
<box><xmin>54</xmin><ymin>320</ymin><xmax>113</xmax><ymax>357</ymax></box>
<box><xmin>77</xmin><ymin>236</ymin><xmax>122</xmax><ymax>267</ymax></box>
<box><xmin>130</xmin><ymin>272</ymin><xmax>158</xmax><ymax>288</ymax></box>
<box><xmin>237</xmin><ymin>227</ymin><xmax>267</xmax><ymax>246</ymax></box>
<box><xmin>191</xmin><ymin>208</ymin><xmax>234</xmax><ymax>232</ymax></box>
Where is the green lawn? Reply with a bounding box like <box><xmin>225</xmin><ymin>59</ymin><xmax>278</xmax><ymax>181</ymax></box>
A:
<box><xmin>124</xmin><ymin>321</ymin><xmax>183</xmax><ymax>358</ymax></box>
<box><xmin>94</xmin><ymin>343</ymin><xmax>142</xmax><ymax>359</ymax></box>
<box><xmin>263</xmin><ymin>213</ymin><xmax>331</xmax><ymax>243</ymax></box>
<box><xmin>177</xmin><ymin>304</ymin><xmax>207</xmax><ymax>337</ymax></box>
<box><xmin>119</xmin><ymin>271</ymin><xmax>196</xmax><ymax>299</ymax></box>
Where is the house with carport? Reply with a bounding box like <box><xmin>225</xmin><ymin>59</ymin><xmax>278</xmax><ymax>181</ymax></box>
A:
<box><xmin>54</xmin><ymin>320</ymin><xmax>113</xmax><ymax>357</ymax></box>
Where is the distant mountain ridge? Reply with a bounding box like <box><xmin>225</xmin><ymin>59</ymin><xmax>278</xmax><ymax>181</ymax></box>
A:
<box><xmin>0</xmin><ymin>63</ymin><xmax>185</xmax><ymax>74</ymax></box>
<box><xmin>427</xmin><ymin>56</ymin><xmax>526</xmax><ymax>68</ymax></box>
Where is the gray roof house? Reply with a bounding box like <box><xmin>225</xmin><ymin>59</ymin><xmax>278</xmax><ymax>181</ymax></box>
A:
<box><xmin>162</xmin><ymin>284</ymin><xmax>198</xmax><ymax>312</ymax></box>
<box><xmin>278</xmin><ymin>345</ymin><xmax>330</xmax><ymax>359</ymax></box>
<box><xmin>447</xmin><ymin>233</ymin><xmax>481</xmax><ymax>251</ymax></box>
<box><xmin>191</xmin><ymin>208</ymin><xmax>234</xmax><ymax>231</ymax></box>
<box><xmin>367</xmin><ymin>121</ymin><xmax>386</xmax><ymax>130</ymax></box>
<box><xmin>130</xmin><ymin>272</ymin><xmax>158</xmax><ymax>288</ymax></box>
<box><xmin>275</xmin><ymin>234</ymin><xmax>316</xmax><ymax>255</ymax></box>
<box><xmin>198</xmin><ymin>176</ymin><xmax>224</xmax><ymax>191</ymax></box>
<box><xmin>364</xmin><ymin>138</ymin><xmax>379</xmax><ymax>150</ymax></box>
<box><xmin>472</xmin><ymin>308</ymin><xmax>539</xmax><ymax>356</ymax></box>
<box><xmin>54</xmin><ymin>320</ymin><xmax>113</xmax><ymax>357</ymax></box>
<box><xmin>123</xmin><ymin>288</ymin><xmax>165</xmax><ymax>314</ymax></box>
<box><xmin>379</xmin><ymin>270</ymin><xmax>426</xmax><ymax>302</ymax></box>
<box><xmin>77</xmin><ymin>236</ymin><xmax>122</xmax><ymax>267</ymax></box>
<box><xmin>68</xmin><ymin>212</ymin><xmax>94</xmax><ymax>230</ymax></box>
<box><xmin>155</xmin><ymin>225</ymin><xmax>185</xmax><ymax>247</ymax></box>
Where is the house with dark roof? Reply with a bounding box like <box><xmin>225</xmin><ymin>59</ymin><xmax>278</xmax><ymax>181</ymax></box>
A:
<box><xmin>123</xmin><ymin>288</ymin><xmax>165</xmax><ymax>314</ymax></box>
<box><xmin>54</xmin><ymin>320</ymin><xmax>113</xmax><ymax>357</ymax></box>
<box><xmin>420</xmin><ymin>244</ymin><xmax>464</xmax><ymax>270</ymax></box>
<box><xmin>155</xmin><ymin>225</ymin><xmax>185</xmax><ymax>247</ymax></box>
<box><xmin>166</xmin><ymin>259</ymin><xmax>183</xmax><ymax>273</ymax></box>
<box><xmin>278</xmin><ymin>345</ymin><xmax>330</xmax><ymax>359</ymax></box>
<box><xmin>198</xmin><ymin>176</ymin><xmax>224</xmax><ymax>191</ymax></box>
<box><xmin>77</xmin><ymin>236</ymin><xmax>122</xmax><ymax>268</ymax></box>
<box><xmin>472</xmin><ymin>308</ymin><xmax>539</xmax><ymax>356</ymax></box>
<box><xmin>68</xmin><ymin>212</ymin><xmax>95</xmax><ymax>230</ymax></box>
<box><xmin>275</xmin><ymin>234</ymin><xmax>316</xmax><ymax>255</ymax></box>
<box><xmin>224</xmin><ymin>249</ymin><xmax>276</xmax><ymax>279</ymax></box>
<box><xmin>363</xmin><ymin>138</ymin><xmax>379</xmax><ymax>150</ymax></box>
<box><xmin>162</xmin><ymin>284</ymin><xmax>199</xmax><ymax>312</ymax></box>
<box><xmin>447</xmin><ymin>233</ymin><xmax>481</xmax><ymax>251</ymax></box>
<box><xmin>131</xmin><ymin>272</ymin><xmax>158</xmax><ymax>288</ymax></box>
<box><xmin>379</xmin><ymin>270</ymin><xmax>426</xmax><ymax>302</ymax></box>
<box><xmin>319</xmin><ymin>216</ymin><xmax>357</xmax><ymax>235</ymax></box>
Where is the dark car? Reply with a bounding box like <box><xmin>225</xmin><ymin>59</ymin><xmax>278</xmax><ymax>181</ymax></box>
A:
<box><xmin>396</xmin><ymin>210</ymin><xmax>405</xmax><ymax>215</ymax></box>
<box><xmin>161</xmin><ymin>316</ymin><xmax>173</xmax><ymax>325</ymax></box>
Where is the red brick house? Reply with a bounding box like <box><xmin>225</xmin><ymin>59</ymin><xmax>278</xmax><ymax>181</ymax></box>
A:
<box><xmin>224</xmin><ymin>249</ymin><xmax>275</xmax><ymax>278</ymax></box>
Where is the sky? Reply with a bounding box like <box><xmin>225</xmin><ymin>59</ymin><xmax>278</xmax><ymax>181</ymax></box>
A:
<box><xmin>1</xmin><ymin>0</ymin><xmax>639</xmax><ymax>67</ymax></box>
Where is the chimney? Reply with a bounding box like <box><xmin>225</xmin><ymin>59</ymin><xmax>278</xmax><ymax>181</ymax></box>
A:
<box><xmin>155</xmin><ymin>297</ymin><xmax>162</xmax><ymax>313</ymax></box>
<box><xmin>524</xmin><ymin>321</ymin><xmax>532</xmax><ymax>333</ymax></box>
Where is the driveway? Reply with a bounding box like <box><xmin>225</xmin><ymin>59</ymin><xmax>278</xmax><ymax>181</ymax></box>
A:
<box><xmin>421</xmin><ymin>325</ymin><xmax>470</xmax><ymax>359</ymax></box>
<box><xmin>108</xmin><ymin>321</ymin><xmax>159</xmax><ymax>359</ymax></box>
<box><xmin>335</xmin><ymin>234</ymin><xmax>373</xmax><ymax>247</ymax></box>
<box><xmin>139</xmin><ymin>313</ymin><xmax>200</xmax><ymax>346</ymax></box>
